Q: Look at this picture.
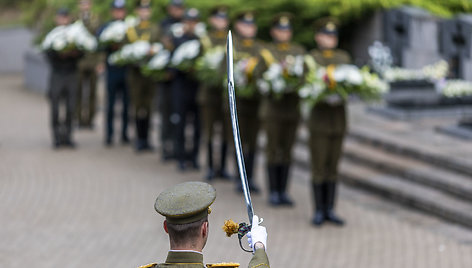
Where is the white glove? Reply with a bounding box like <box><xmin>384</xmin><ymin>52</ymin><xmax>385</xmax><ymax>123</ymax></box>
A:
<box><xmin>247</xmin><ymin>215</ymin><xmax>267</xmax><ymax>251</ymax></box>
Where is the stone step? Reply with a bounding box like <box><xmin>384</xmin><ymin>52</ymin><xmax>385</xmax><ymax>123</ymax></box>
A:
<box><xmin>343</xmin><ymin>140</ymin><xmax>472</xmax><ymax>202</ymax></box>
<box><xmin>348</xmin><ymin>129</ymin><xmax>472</xmax><ymax>177</ymax></box>
<box><xmin>339</xmin><ymin>160</ymin><xmax>472</xmax><ymax>229</ymax></box>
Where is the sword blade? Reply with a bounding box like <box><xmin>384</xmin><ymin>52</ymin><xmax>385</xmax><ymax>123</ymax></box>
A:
<box><xmin>226</xmin><ymin>31</ymin><xmax>254</xmax><ymax>223</ymax></box>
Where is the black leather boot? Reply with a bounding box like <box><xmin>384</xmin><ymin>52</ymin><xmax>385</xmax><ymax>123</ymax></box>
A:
<box><xmin>217</xmin><ymin>142</ymin><xmax>231</xmax><ymax>180</ymax></box>
<box><xmin>205</xmin><ymin>142</ymin><xmax>215</xmax><ymax>181</ymax></box>
<box><xmin>142</xmin><ymin>116</ymin><xmax>153</xmax><ymax>151</ymax></box>
<box><xmin>268</xmin><ymin>165</ymin><xmax>281</xmax><ymax>206</ymax></box>
<box><xmin>246</xmin><ymin>152</ymin><xmax>260</xmax><ymax>193</ymax></box>
<box><xmin>324</xmin><ymin>182</ymin><xmax>345</xmax><ymax>226</ymax></box>
<box><xmin>311</xmin><ymin>183</ymin><xmax>325</xmax><ymax>226</ymax></box>
<box><xmin>278</xmin><ymin>164</ymin><xmax>294</xmax><ymax>206</ymax></box>
<box><xmin>135</xmin><ymin>118</ymin><xmax>145</xmax><ymax>151</ymax></box>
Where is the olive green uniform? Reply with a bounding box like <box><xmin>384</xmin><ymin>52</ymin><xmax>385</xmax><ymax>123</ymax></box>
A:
<box><xmin>309</xmin><ymin>48</ymin><xmax>351</xmax><ymax>183</ymax></box>
<box><xmin>225</xmin><ymin>35</ymin><xmax>265</xmax><ymax>190</ymax></box>
<box><xmin>143</xmin><ymin>182</ymin><xmax>271</xmax><ymax>268</ymax></box>
<box><xmin>125</xmin><ymin>20</ymin><xmax>161</xmax><ymax>149</ymax></box>
<box><xmin>77</xmin><ymin>12</ymin><xmax>101</xmax><ymax>127</ymax></box>
<box><xmin>260</xmin><ymin>42</ymin><xmax>305</xmax><ymax>165</ymax></box>
<box><xmin>197</xmin><ymin>30</ymin><xmax>229</xmax><ymax>179</ymax></box>
<box><xmin>197</xmin><ymin>30</ymin><xmax>227</xmax><ymax>140</ymax></box>
<box><xmin>309</xmin><ymin>47</ymin><xmax>351</xmax><ymax>226</ymax></box>
<box><xmin>259</xmin><ymin>42</ymin><xmax>305</xmax><ymax>205</ymax></box>
<box><xmin>139</xmin><ymin>249</ymin><xmax>269</xmax><ymax>268</ymax></box>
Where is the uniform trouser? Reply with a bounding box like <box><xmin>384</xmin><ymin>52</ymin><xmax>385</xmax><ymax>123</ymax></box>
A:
<box><xmin>263</xmin><ymin>117</ymin><xmax>300</xmax><ymax>165</ymax></box>
<box><xmin>200</xmin><ymin>88</ymin><xmax>226</xmax><ymax>142</ymax></box>
<box><xmin>309</xmin><ymin>133</ymin><xmax>345</xmax><ymax>183</ymax></box>
<box><xmin>171</xmin><ymin>77</ymin><xmax>200</xmax><ymax>162</ymax></box>
<box><xmin>225</xmin><ymin>98</ymin><xmax>260</xmax><ymax>153</ymax></box>
<box><xmin>48</xmin><ymin>72</ymin><xmax>78</xmax><ymax>143</ymax></box>
<box><xmin>106</xmin><ymin>69</ymin><xmax>129</xmax><ymax>140</ymax></box>
<box><xmin>201</xmin><ymin>102</ymin><xmax>226</xmax><ymax>142</ymax></box>
<box><xmin>225</xmin><ymin>98</ymin><xmax>260</xmax><ymax>181</ymax></box>
<box><xmin>127</xmin><ymin>68</ymin><xmax>155</xmax><ymax>141</ymax></box>
<box><xmin>158</xmin><ymin>81</ymin><xmax>173</xmax><ymax>149</ymax></box>
<box><xmin>77</xmin><ymin>68</ymin><xmax>97</xmax><ymax>125</ymax></box>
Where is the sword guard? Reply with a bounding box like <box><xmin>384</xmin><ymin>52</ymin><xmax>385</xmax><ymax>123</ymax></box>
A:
<box><xmin>222</xmin><ymin>219</ymin><xmax>253</xmax><ymax>253</ymax></box>
<box><xmin>236</xmin><ymin>222</ymin><xmax>253</xmax><ymax>253</ymax></box>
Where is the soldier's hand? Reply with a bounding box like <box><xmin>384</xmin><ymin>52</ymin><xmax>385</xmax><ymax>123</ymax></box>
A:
<box><xmin>248</xmin><ymin>215</ymin><xmax>267</xmax><ymax>252</ymax></box>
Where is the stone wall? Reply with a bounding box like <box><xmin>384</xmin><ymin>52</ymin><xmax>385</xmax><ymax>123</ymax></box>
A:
<box><xmin>0</xmin><ymin>27</ymin><xmax>33</xmax><ymax>73</ymax></box>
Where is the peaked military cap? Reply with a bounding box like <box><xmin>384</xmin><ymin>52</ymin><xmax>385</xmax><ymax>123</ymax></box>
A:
<box><xmin>314</xmin><ymin>17</ymin><xmax>340</xmax><ymax>35</ymax></box>
<box><xmin>169</xmin><ymin>0</ymin><xmax>184</xmax><ymax>7</ymax></box>
<box><xmin>155</xmin><ymin>181</ymin><xmax>216</xmax><ymax>225</ymax></box>
<box><xmin>210</xmin><ymin>5</ymin><xmax>229</xmax><ymax>19</ymax></box>
<box><xmin>184</xmin><ymin>8</ymin><xmax>200</xmax><ymax>21</ymax></box>
<box><xmin>136</xmin><ymin>0</ymin><xmax>151</xmax><ymax>8</ymax></box>
<box><xmin>56</xmin><ymin>7</ymin><xmax>70</xmax><ymax>16</ymax></box>
<box><xmin>111</xmin><ymin>0</ymin><xmax>126</xmax><ymax>9</ymax></box>
<box><xmin>235</xmin><ymin>11</ymin><xmax>255</xmax><ymax>24</ymax></box>
<box><xmin>272</xmin><ymin>13</ymin><xmax>293</xmax><ymax>30</ymax></box>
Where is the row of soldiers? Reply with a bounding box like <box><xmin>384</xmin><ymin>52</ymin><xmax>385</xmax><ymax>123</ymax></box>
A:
<box><xmin>44</xmin><ymin>0</ymin><xmax>349</xmax><ymax>229</ymax></box>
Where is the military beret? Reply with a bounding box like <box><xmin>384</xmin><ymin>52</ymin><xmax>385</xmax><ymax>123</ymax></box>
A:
<box><xmin>234</xmin><ymin>11</ymin><xmax>255</xmax><ymax>25</ymax></box>
<box><xmin>272</xmin><ymin>13</ymin><xmax>293</xmax><ymax>30</ymax></box>
<box><xmin>314</xmin><ymin>17</ymin><xmax>340</xmax><ymax>35</ymax></box>
<box><xmin>210</xmin><ymin>5</ymin><xmax>229</xmax><ymax>19</ymax></box>
<box><xmin>184</xmin><ymin>8</ymin><xmax>200</xmax><ymax>21</ymax></box>
<box><xmin>155</xmin><ymin>181</ymin><xmax>216</xmax><ymax>225</ymax></box>
<box><xmin>136</xmin><ymin>0</ymin><xmax>151</xmax><ymax>8</ymax></box>
<box><xmin>56</xmin><ymin>7</ymin><xmax>70</xmax><ymax>16</ymax></box>
<box><xmin>111</xmin><ymin>0</ymin><xmax>126</xmax><ymax>9</ymax></box>
<box><xmin>169</xmin><ymin>0</ymin><xmax>184</xmax><ymax>7</ymax></box>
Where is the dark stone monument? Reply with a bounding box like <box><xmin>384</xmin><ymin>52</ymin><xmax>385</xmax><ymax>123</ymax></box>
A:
<box><xmin>383</xmin><ymin>6</ymin><xmax>442</xmax><ymax>69</ymax></box>
<box><xmin>440</xmin><ymin>14</ymin><xmax>472</xmax><ymax>81</ymax></box>
<box><xmin>436</xmin><ymin>14</ymin><xmax>472</xmax><ymax>139</ymax></box>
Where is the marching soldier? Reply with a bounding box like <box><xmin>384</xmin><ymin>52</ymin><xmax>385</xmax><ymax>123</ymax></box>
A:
<box><xmin>138</xmin><ymin>181</ymin><xmax>270</xmax><ymax>268</ymax></box>
<box><xmin>98</xmin><ymin>0</ymin><xmax>130</xmax><ymax>146</ymax></box>
<box><xmin>158</xmin><ymin>0</ymin><xmax>186</xmax><ymax>160</ymax></box>
<box><xmin>76</xmin><ymin>0</ymin><xmax>100</xmax><ymax>128</ymax></box>
<box><xmin>309</xmin><ymin>17</ymin><xmax>349</xmax><ymax>226</ymax></box>
<box><xmin>126</xmin><ymin>0</ymin><xmax>161</xmax><ymax>152</ymax></box>
<box><xmin>170</xmin><ymin>8</ymin><xmax>202</xmax><ymax>171</ymax></box>
<box><xmin>228</xmin><ymin>11</ymin><xmax>264</xmax><ymax>193</ymax></box>
<box><xmin>259</xmin><ymin>14</ymin><xmax>305</xmax><ymax>206</ymax></box>
<box><xmin>197</xmin><ymin>6</ymin><xmax>231</xmax><ymax>181</ymax></box>
<box><xmin>44</xmin><ymin>8</ymin><xmax>84</xmax><ymax>148</ymax></box>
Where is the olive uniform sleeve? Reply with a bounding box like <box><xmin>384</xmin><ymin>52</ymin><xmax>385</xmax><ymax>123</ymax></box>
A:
<box><xmin>150</xmin><ymin>25</ymin><xmax>162</xmax><ymax>43</ymax></box>
<box><xmin>248</xmin><ymin>249</ymin><xmax>270</xmax><ymax>268</ymax></box>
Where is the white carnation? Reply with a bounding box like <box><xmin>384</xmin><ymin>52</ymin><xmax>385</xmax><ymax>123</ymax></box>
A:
<box><xmin>148</xmin><ymin>50</ymin><xmax>170</xmax><ymax>70</ymax></box>
<box><xmin>99</xmin><ymin>20</ymin><xmax>127</xmax><ymax>43</ymax></box>
<box><xmin>171</xmin><ymin>40</ymin><xmax>201</xmax><ymax>66</ymax></box>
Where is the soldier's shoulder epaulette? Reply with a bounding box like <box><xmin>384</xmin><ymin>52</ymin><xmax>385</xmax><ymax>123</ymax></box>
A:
<box><xmin>138</xmin><ymin>263</ymin><xmax>158</xmax><ymax>268</ymax></box>
<box><xmin>206</xmin><ymin>262</ymin><xmax>240</xmax><ymax>267</ymax></box>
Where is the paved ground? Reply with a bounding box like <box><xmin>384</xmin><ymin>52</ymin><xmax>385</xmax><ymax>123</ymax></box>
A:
<box><xmin>1</xmin><ymin>74</ymin><xmax>472</xmax><ymax>268</ymax></box>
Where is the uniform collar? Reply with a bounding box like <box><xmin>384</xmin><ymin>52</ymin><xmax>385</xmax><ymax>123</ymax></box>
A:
<box><xmin>322</xmin><ymin>49</ymin><xmax>334</xmax><ymax>58</ymax></box>
<box><xmin>276</xmin><ymin>42</ymin><xmax>290</xmax><ymax>51</ymax></box>
<box><xmin>165</xmin><ymin>250</ymin><xmax>204</xmax><ymax>264</ymax></box>
<box><xmin>241</xmin><ymin>38</ymin><xmax>254</xmax><ymax>47</ymax></box>
<box><xmin>212</xmin><ymin>30</ymin><xmax>227</xmax><ymax>39</ymax></box>
<box><xmin>139</xmin><ymin>20</ymin><xmax>150</xmax><ymax>29</ymax></box>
